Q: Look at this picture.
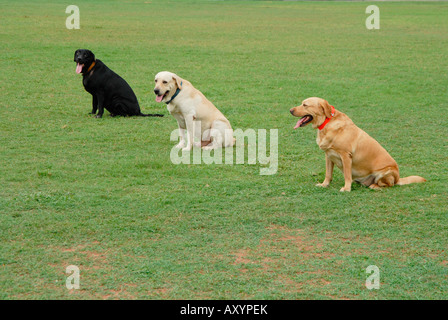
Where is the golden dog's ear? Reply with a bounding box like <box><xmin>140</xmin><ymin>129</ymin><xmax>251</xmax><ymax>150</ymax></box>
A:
<box><xmin>320</xmin><ymin>99</ymin><xmax>332</xmax><ymax>119</ymax></box>
<box><xmin>172</xmin><ymin>74</ymin><xmax>183</xmax><ymax>89</ymax></box>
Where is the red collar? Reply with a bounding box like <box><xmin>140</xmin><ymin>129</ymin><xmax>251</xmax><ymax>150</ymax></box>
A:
<box><xmin>318</xmin><ymin>105</ymin><xmax>335</xmax><ymax>130</ymax></box>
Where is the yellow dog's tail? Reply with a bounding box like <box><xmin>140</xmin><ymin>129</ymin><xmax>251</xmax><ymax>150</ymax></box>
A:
<box><xmin>397</xmin><ymin>176</ymin><xmax>426</xmax><ymax>185</ymax></box>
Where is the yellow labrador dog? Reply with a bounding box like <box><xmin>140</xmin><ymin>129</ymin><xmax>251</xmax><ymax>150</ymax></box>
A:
<box><xmin>290</xmin><ymin>97</ymin><xmax>426</xmax><ymax>192</ymax></box>
<box><xmin>154</xmin><ymin>71</ymin><xmax>234</xmax><ymax>151</ymax></box>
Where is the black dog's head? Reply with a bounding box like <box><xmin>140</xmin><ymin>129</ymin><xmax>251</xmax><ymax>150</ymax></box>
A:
<box><xmin>74</xmin><ymin>49</ymin><xmax>95</xmax><ymax>74</ymax></box>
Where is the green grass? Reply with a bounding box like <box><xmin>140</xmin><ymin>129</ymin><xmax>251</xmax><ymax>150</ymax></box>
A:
<box><xmin>1</xmin><ymin>0</ymin><xmax>447</xmax><ymax>299</ymax></box>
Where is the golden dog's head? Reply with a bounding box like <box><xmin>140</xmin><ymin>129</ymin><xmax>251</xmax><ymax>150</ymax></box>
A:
<box><xmin>154</xmin><ymin>71</ymin><xmax>183</xmax><ymax>103</ymax></box>
<box><xmin>290</xmin><ymin>97</ymin><xmax>333</xmax><ymax>129</ymax></box>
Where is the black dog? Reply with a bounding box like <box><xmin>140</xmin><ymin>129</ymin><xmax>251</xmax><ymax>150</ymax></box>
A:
<box><xmin>74</xmin><ymin>49</ymin><xmax>163</xmax><ymax>118</ymax></box>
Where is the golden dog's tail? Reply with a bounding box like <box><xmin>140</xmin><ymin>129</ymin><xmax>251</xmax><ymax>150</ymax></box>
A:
<box><xmin>397</xmin><ymin>176</ymin><xmax>426</xmax><ymax>185</ymax></box>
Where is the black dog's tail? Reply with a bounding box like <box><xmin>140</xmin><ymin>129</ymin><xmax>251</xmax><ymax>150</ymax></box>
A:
<box><xmin>140</xmin><ymin>113</ymin><xmax>164</xmax><ymax>117</ymax></box>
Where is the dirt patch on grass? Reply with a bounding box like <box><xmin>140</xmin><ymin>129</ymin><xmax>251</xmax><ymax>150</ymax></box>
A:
<box><xmin>102</xmin><ymin>284</ymin><xmax>138</xmax><ymax>300</ymax></box>
<box><xmin>55</xmin><ymin>243</ymin><xmax>110</xmax><ymax>272</ymax></box>
<box><xmin>229</xmin><ymin>224</ymin><xmax>337</xmax><ymax>297</ymax></box>
<box><xmin>231</xmin><ymin>224</ymin><xmax>336</xmax><ymax>266</ymax></box>
<box><xmin>233</xmin><ymin>248</ymin><xmax>254</xmax><ymax>265</ymax></box>
<box><xmin>44</xmin><ymin>242</ymin><xmax>123</xmax><ymax>299</ymax></box>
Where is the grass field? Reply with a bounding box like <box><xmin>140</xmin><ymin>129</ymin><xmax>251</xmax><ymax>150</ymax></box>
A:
<box><xmin>1</xmin><ymin>0</ymin><xmax>447</xmax><ymax>300</ymax></box>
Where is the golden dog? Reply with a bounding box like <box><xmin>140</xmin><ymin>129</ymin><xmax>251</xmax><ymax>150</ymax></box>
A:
<box><xmin>290</xmin><ymin>97</ymin><xmax>426</xmax><ymax>192</ymax></box>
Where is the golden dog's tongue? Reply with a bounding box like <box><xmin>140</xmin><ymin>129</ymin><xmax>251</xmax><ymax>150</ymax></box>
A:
<box><xmin>155</xmin><ymin>95</ymin><xmax>163</xmax><ymax>102</ymax></box>
<box><xmin>76</xmin><ymin>63</ymin><xmax>83</xmax><ymax>74</ymax></box>
<box><xmin>294</xmin><ymin>118</ymin><xmax>305</xmax><ymax>129</ymax></box>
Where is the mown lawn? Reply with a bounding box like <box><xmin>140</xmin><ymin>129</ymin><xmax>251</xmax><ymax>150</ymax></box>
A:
<box><xmin>0</xmin><ymin>0</ymin><xmax>447</xmax><ymax>299</ymax></box>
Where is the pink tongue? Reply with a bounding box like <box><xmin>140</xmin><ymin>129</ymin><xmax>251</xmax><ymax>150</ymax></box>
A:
<box><xmin>76</xmin><ymin>63</ymin><xmax>83</xmax><ymax>74</ymax></box>
<box><xmin>294</xmin><ymin>119</ymin><xmax>304</xmax><ymax>129</ymax></box>
<box><xmin>155</xmin><ymin>95</ymin><xmax>163</xmax><ymax>102</ymax></box>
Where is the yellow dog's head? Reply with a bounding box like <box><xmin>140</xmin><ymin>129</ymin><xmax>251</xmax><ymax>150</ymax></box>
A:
<box><xmin>154</xmin><ymin>71</ymin><xmax>183</xmax><ymax>103</ymax></box>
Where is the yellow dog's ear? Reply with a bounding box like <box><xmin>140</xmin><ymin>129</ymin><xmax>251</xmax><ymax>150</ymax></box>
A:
<box><xmin>320</xmin><ymin>99</ymin><xmax>332</xmax><ymax>119</ymax></box>
<box><xmin>172</xmin><ymin>74</ymin><xmax>183</xmax><ymax>89</ymax></box>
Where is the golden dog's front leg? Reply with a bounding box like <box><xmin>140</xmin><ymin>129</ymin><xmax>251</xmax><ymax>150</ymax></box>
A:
<box><xmin>339</xmin><ymin>152</ymin><xmax>353</xmax><ymax>192</ymax></box>
<box><xmin>316</xmin><ymin>153</ymin><xmax>334</xmax><ymax>188</ymax></box>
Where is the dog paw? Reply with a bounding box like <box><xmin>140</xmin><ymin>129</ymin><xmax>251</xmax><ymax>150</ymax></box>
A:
<box><xmin>339</xmin><ymin>187</ymin><xmax>351</xmax><ymax>192</ymax></box>
<box><xmin>181</xmin><ymin>145</ymin><xmax>192</xmax><ymax>152</ymax></box>
<box><xmin>316</xmin><ymin>183</ymin><xmax>329</xmax><ymax>188</ymax></box>
<box><xmin>175</xmin><ymin>142</ymin><xmax>186</xmax><ymax>149</ymax></box>
<box><xmin>95</xmin><ymin>115</ymin><xmax>102</xmax><ymax>118</ymax></box>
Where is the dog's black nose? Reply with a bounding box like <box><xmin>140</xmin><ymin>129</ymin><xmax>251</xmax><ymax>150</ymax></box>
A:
<box><xmin>154</xmin><ymin>89</ymin><xmax>160</xmax><ymax>95</ymax></box>
<box><xmin>290</xmin><ymin>109</ymin><xmax>294</xmax><ymax>115</ymax></box>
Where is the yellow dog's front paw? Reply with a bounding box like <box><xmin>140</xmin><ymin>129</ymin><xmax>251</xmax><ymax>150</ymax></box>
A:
<box><xmin>339</xmin><ymin>187</ymin><xmax>351</xmax><ymax>192</ymax></box>
<box><xmin>175</xmin><ymin>142</ymin><xmax>186</xmax><ymax>149</ymax></box>
<box><xmin>316</xmin><ymin>183</ymin><xmax>329</xmax><ymax>188</ymax></box>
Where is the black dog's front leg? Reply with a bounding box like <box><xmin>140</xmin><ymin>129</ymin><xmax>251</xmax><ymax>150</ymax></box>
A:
<box><xmin>95</xmin><ymin>94</ymin><xmax>105</xmax><ymax>118</ymax></box>
<box><xmin>90</xmin><ymin>94</ymin><xmax>98</xmax><ymax>114</ymax></box>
